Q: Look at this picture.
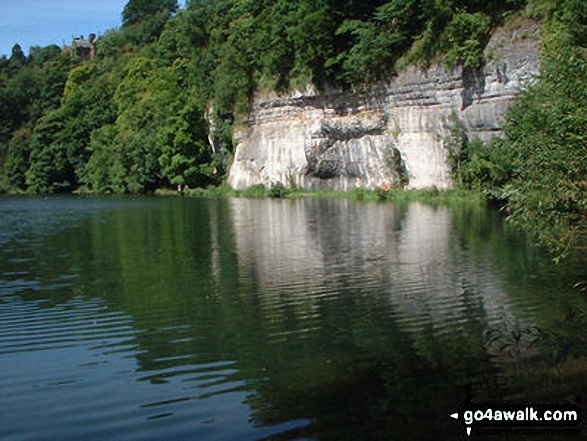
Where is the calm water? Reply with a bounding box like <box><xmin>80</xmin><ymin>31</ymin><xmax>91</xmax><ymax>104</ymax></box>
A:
<box><xmin>0</xmin><ymin>196</ymin><xmax>586</xmax><ymax>440</ymax></box>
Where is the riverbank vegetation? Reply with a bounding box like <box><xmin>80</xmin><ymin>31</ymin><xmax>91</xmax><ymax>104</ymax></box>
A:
<box><xmin>447</xmin><ymin>0</ymin><xmax>587</xmax><ymax>258</ymax></box>
<box><xmin>0</xmin><ymin>0</ymin><xmax>585</xmax><ymax>257</ymax></box>
<box><xmin>156</xmin><ymin>184</ymin><xmax>484</xmax><ymax>206</ymax></box>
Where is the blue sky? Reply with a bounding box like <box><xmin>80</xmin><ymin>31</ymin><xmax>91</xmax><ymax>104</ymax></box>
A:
<box><xmin>0</xmin><ymin>0</ymin><xmax>186</xmax><ymax>58</ymax></box>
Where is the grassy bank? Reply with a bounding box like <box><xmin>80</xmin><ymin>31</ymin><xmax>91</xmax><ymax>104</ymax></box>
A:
<box><xmin>155</xmin><ymin>184</ymin><xmax>486</xmax><ymax>205</ymax></box>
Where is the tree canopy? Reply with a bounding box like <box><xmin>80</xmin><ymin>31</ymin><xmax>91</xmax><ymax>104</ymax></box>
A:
<box><xmin>122</xmin><ymin>0</ymin><xmax>178</xmax><ymax>27</ymax></box>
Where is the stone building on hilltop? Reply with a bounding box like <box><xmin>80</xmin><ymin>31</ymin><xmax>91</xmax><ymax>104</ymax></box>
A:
<box><xmin>63</xmin><ymin>34</ymin><xmax>97</xmax><ymax>60</ymax></box>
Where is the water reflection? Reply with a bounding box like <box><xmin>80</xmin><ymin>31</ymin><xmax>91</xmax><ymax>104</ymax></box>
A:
<box><xmin>0</xmin><ymin>196</ymin><xmax>585</xmax><ymax>440</ymax></box>
<box><xmin>230</xmin><ymin>199</ymin><xmax>514</xmax><ymax>335</ymax></box>
<box><xmin>228</xmin><ymin>198</ymin><xmax>586</xmax><ymax>438</ymax></box>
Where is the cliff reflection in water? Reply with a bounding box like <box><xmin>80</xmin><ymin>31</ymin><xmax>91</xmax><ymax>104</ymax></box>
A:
<box><xmin>226</xmin><ymin>198</ymin><xmax>586</xmax><ymax>439</ymax></box>
<box><xmin>229</xmin><ymin>198</ymin><xmax>512</xmax><ymax>336</ymax></box>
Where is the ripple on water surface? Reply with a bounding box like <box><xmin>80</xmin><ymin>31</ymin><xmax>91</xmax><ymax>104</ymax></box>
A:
<box><xmin>0</xmin><ymin>293</ymin><xmax>293</xmax><ymax>441</ymax></box>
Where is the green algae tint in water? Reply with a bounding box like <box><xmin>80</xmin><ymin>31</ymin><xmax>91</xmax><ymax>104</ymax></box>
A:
<box><xmin>0</xmin><ymin>196</ymin><xmax>585</xmax><ymax>440</ymax></box>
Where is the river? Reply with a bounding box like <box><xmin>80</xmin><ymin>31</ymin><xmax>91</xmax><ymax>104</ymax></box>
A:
<box><xmin>0</xmin><ymin>196</ymin><xmax>585</xmax><ymax>440</ymax></box>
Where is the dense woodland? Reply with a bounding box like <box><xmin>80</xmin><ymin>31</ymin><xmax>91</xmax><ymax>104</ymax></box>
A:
<box><xmin>0</xmin><ymin>0</ymin><xmax>585</xmax><ymax>256</ymax></box>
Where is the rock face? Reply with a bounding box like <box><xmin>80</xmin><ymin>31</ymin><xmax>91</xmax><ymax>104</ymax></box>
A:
<box><xmin>227</xmin><ymin>19</ymin><xmax>540</xmax><ymax>190</ymax></box>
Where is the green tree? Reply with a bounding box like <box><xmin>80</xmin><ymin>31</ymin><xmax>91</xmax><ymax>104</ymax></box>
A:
<box><xmin>290</xmin><ymin>0</ymin><xmax>336</xmax><ymax>86</ymax></box>
<box><xmin>83</xmin><ymin>124</ymin><xmax>127</xmax><ymax>193</ymax></box>
<box><xmin>157</xmin><ymin>95</ymin><xmax>213</xmax><ymax>187</ymax></box>
<box><xmin>4</xmin><ymin>127</ymin><xmax>33</xmax><ymax>190</ymax></box>
<box><xmin>453</xmin><ymin>1</ymin><xmax>587</xmax><ymax>258</ymax></box>
<box><xmin>122</xmin><ymin>0</ymin><xmax>178</xmax><ymax>27</ymax></box>
<box><xmin>442</xmin><ymin>10</ymin><xmax>491</xmax><ymax>68</ymax></box>
<box><xmin>23</xmin><ymin>60</ymin><xmax>116</xmax><ymax>193</ymax></box>
<box><xmin>9</xmin><ymin>44</ymin><xmax>26</xmax><ymax>69</ymax></box>
<box><xmin>25</xmin><ymin>112</ymin><xmax>73</xmax><ymax>193</ymax></box>
<box><xmin>37</xmin><ymin>54</ymin><xmax>71</xmax><ymax>115</ymax></box>
<box><xmin>81</xmin><ymin>53</ymin><xmax>214</xmax><ymax>193</ymax></box>
<box><xmin>498</xmin><ymin>29</ymin><xmax>587</xmax><ymax>257</ymax></box>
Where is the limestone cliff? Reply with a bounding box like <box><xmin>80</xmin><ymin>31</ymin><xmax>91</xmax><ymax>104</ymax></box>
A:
<box><xmin>227</xmin><ymin>19</ymin><xmax>540</xmax><ymax>190</ymax></box>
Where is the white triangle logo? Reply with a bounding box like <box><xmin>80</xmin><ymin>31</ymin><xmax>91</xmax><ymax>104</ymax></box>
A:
<box><xmin>467</xmin><ymin>427</ymin><xmax>472</xmax><ymax>436</ymax></box>
<box><xmin>450</xmin><ymin>413</ymin><xmax>459</xmax><ymax>420</ymax></box>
